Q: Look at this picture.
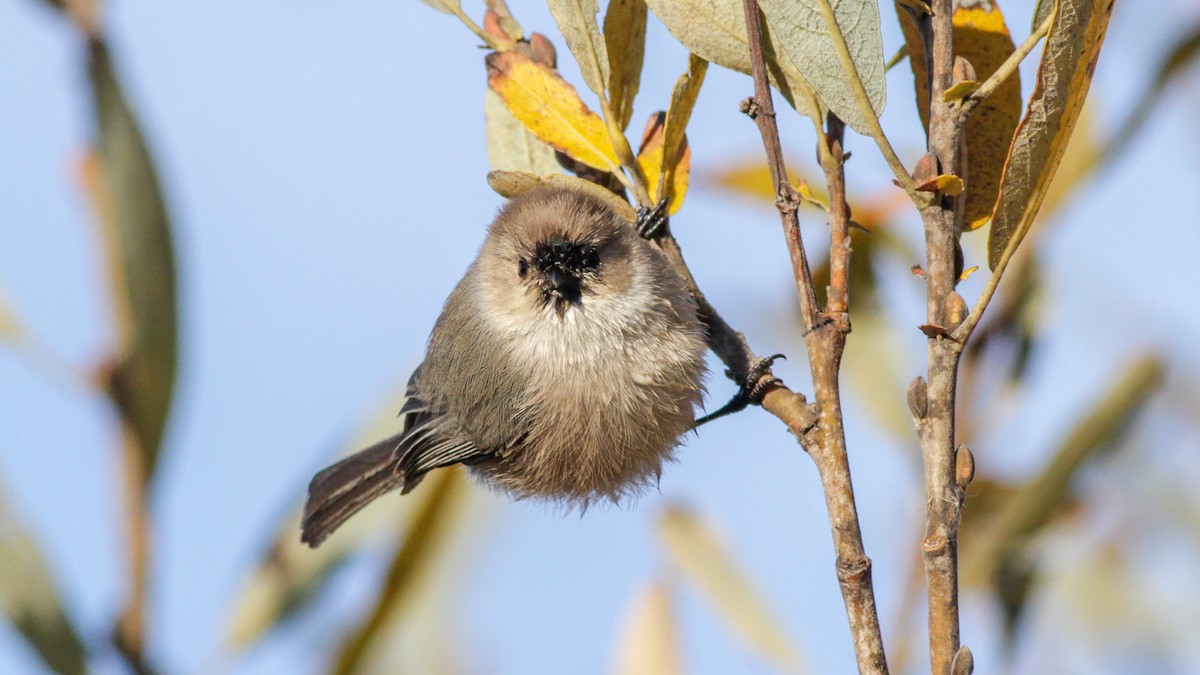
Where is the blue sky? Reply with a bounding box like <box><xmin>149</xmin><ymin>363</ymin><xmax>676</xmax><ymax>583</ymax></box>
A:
<box><xmin>2</xmin><ymin>1</ymin><xmax>1199</xmax><ymax>673</ymax></box>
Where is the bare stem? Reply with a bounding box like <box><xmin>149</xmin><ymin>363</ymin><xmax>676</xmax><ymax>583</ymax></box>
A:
<box><xmin>113</xmin><ymin>421</ymin><xmax>156</xmax><ymax>675</ymax></box>
<box><xmin>915</xmin><ymin>1</ymin><xmax>966</xmax><ymax>672</ymax></box>
<box><xmin>741</xmin><ymin>0</ymin><xmax>819</xmax><ymax>332</ymax></box>
<box><xmin>742</xmin><ymin>1</ymin><xmax>888</xmax><ymax>671</ymax></box>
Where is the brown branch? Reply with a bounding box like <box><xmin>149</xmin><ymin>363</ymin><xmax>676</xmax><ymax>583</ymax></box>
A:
<box><xmin>112</xmin><ymin>420</ymin><xmax>158</xmax><ymax>675</ymax></box>
<box><xmin>740</xmin><ymin>1</ymin><xmax>887</xmax><ymax>672</ymax></box>
<box><xmin>913</xmin><ymin>2</ymin><xmax>967</xmax><ymax>672</ymax></box>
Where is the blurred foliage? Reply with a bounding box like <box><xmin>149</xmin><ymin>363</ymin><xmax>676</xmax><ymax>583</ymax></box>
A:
<box><xmin>2</xmin><ymin>1</ymin><xmax>1200</xmax><ymax>674</ymax></box>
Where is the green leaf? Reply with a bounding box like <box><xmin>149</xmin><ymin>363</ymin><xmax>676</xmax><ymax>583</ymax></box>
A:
<box><xmin>603</xmin><ymin>0</ymin><xmax>649</xmax><ymax>131</ymax></box>
<box><xmin>0</xmin><ymin>487</ymin><xmax>88</xmax><ymax>675</ymax></box>
<box><xmin>659</xmin><ymin>506</ymin><xmax>805</xmax><ymax>672</ymax></box>
<box><xmin>644</xmin><ymin>0</ymin><xmax>824</xmax><ymax>120</ymax></box>
<box><xmin>757</xmin><ymin>0</ymin><xmax>886</xmax><ymax>134</ymax></box>
<box><xmin>85</xmin><ymin>40</ymin><xmax>179</xmax><ymax>479</ymax></box>
<box><xmin>987</xmin><ymin>0</ymin><xmax>1114</xmax><ymax>269</ymax></box>
<box><xmin>548</xmin><ymin>0</ymin><xmax>611</xmax><ymax>99</ymax></box>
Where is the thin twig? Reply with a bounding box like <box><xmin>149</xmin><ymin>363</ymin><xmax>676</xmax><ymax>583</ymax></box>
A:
<box><xmin>113</xmin><ymin>421</ymin><xmax>157</xmax><ymax>675</ymax></box>
<box><xmin>961</xmin><ymin>10</ymin><xmax>1054</xmax><ymax>116</ymax></box>
<box><xmin>915</xmin><ymin>1</ymin><xmax>966</xmax><ymax>672</ymax></box>
<box><xmin>741</xmin><ymin>1</ymin><xmax>819</xmax><ymax>332</ymax></box>
<box><xmin>812</xmin><ymin>0</ymin><xmax>918</xmax><ymax>197</ymax></box>
<box><xmin>743</xmin><ymin>1</ymin><xmax>888</xmax><ymax>672</ymax></box>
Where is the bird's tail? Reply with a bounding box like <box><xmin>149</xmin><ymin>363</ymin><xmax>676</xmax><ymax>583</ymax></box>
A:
<box><xmin>301</xmin><ymin>433</ymin><xmax>405</xmax><ymax>547</ymax></box>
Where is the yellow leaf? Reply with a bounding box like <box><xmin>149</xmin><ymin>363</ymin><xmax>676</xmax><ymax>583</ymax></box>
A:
<box><xmin>897</xmin><ymin>0</ymin><xmax>1024</xmax><ymax>231</ymax></box>
<box><xmin>486</xmin><ymin>51</ymin><xmax>620</xmax><ymax>172</ymax></box>
<box><xmin>657</xmin><ymin>55</ymin><xmax>706</xmax><ymax>213</ymax></box>
<box><xmin>603</xmin><ymin>0</ymin><xmax>648</xmax><ymax>131</ymax></box>
<box><xmin>959</xmin><ymin>265</ymin><xmax>980</xmax><ymax>281</ymax></box>
<box><xmin>635</xmin><ymin>113</ymin><xmax>690</xmax><ymax>215</ymax></box>
<box><xmin>658</xmin><ymin>506</ymin><xmax>805</xmax><ymax>671</ymax></box>
<box><xmin>942</xmin><ymin>79</ymin><xmax>981</xmax><ymax>102</ymax></box>
<box><xmin>918</xmin><ymin>174</ymin><xmax>965</xmax><ymax>196</ymax></box>
<box><xmin>611</xmin><ymin>581</ymin><xmax>680</xmax><ymax>675</ymax></box>
<box><xmin>988</xmin><ymin>0</ymin><xmax>1115</xmax><ymax>269</ymax></box>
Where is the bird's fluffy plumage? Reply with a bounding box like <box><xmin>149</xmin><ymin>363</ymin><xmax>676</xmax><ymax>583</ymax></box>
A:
<box><xmin>301</xmin><ymin>188</ymin><xmax>707</xmax><ymax>547</ymax></box>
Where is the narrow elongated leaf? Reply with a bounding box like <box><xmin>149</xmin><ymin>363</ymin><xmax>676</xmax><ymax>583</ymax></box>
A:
<box><xmin>486</xmin><ymin>51</ymin><xmax>620</xmax><ymax>172</ymax></box>
<box><xmin>660</xmin><ymin>55</ymin><xmax>707</xmax><ymax>209</ymax></box>
<box><xmin>484</xmin><ymin>90</ymin><xmax>561</xmax><ymax>174</ymax></box>
<box><xmin>604</xmin><ymin>0</ymin><xmax>649</xmax><ymax>130</ymax></box>
<box><xmin>226</xmin><ymin>391</ymin><xmax>418</xmax><ymax>647</ymax></box>
<box><xmin>0</xmin><ymin>489</ymin><xmax>88</xmax><ymax>675</ymax></box>
<box><xmin>1031</xmin><ymin>0</ymin><xmax>1055</xmax><ymax>31</ymax></box>
<box><xmin>612</xmin><ymin>581</ymin><xmax>680</xmax><ymax>675</ymax></box>
<box><xmin>548</xmin><ymin>0</ymin><xmax>611</xmax><ymax>99</ymax></box>
<box><xmin>85</xmin><ymin>40</ymin><xmax>178</xmax><ymax>478</ymax></box>
<box><xmin>644</xmin><ymin>0</ymin><xmax>823</xmax><ymax>120</ymax></box>
<box><xmin>988</xmin><ymin>0</ymin><xmax>1115</xmax><ymax>269</ymax></box>
<box><xmin>331</xmin><ymin>469</ymin><xmax>471</xmax><ymax>675</ymax></box>
<box><xmin>659</xmin><ymin>506</ymin><xmax>804</xmax><ymax>672</ymax></box>
<box><xmin>757</xmin><ymin>0</ymin><xmax>886</xmax><ymax>133</ymax></box>
<box><xmin>897</xmin><ymin>0</ymin><xmax>1023</xmax><ymax>231</ymax></box>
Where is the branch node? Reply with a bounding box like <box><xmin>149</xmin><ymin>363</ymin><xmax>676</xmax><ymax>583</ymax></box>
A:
<box><xmin>739</xmin><ymin>96</ymin><xmax>762</xmax><ymax>119</ymax></box>
<box><xmin>836</xmin><ymin>555</ymin><xmax>873</xmax><ymax>584</ymax></box>
<box><xmin>922</xmin><ymin>535</ymin><xmax>949</xmax><ymax>556</ymax></box>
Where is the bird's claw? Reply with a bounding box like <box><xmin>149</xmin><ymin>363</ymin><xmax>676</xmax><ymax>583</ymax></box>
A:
<box><xmin>694</xmin><ymin>354</ymin><xmax>786</xmax><ymax>427</ymax></box>
<box><xmin>635</xmin><ymin>199</ymin><xmax>671</xmax><ymax>240</ymax></box>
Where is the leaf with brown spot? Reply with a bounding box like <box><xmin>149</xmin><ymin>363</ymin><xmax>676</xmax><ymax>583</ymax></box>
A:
<box><xmin>897</xmin><ymin>0</ymin><xmax>1024</xmax><ymax>231</ymax></box>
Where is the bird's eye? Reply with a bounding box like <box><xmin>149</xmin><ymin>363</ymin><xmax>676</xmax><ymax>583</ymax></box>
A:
<box><xmin>518</xmin><ymin>258</ymin><xmax>529</xmax><ymax>277</ymax></box>
<box><xmin>582</xmin><ymin>247</ymin><xmax>600</xmax><ymax>271</ymax></box>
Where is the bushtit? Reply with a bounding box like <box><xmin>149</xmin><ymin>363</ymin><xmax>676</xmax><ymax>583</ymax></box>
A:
<box><xmin>301</xmin><ymin>187</ymin><xmax>708</xmax><ymax>547</ymax></box>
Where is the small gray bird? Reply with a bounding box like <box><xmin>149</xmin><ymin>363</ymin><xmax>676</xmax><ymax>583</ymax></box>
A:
<box><xmin>301</xmin><ymin>187</ymin><xmax>708</xmax><ymax>547</ymax></box>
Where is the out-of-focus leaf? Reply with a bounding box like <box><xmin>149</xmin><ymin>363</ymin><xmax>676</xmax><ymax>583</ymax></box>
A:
<box><xmin>226</xmin><ymin>390</ymin><xmax>417</xmax><ymax>648</ymax></box>
<box><xmin>612</xmin><ymin>581</ymin><xmax>680</xmax><ymax>675</ymax></box>
<box><xmin>418</xmin><ymin>0</ymin><xmax>460</xmax><ymax>14</ymax></box>
<box><xmin>84</xmin><ymin>40</ymin><xmax>178</xmax><ymax>478</ymax></box>
<box><xmin>896</xmin><ymin>0</ymin><xmax>1023</xmax><ymax>231</ymax></box>
<box><xmin>757</xmin><ymin>0</ymin><xmax>886</xmax><ymax>134</ymax></box>
<box><xmin>486</xmin><ymin>50</ymin><xmax>620</xmax><ymax>172</ymax></box>
<box><xmin>962</xmin><ymin>354</ymin><xmax>1165</xmax><ymax>585</ymax></box>
<box><xmin>987</xmin><ymin>0</ymin><xmax>1115</xmax><ymax>269</ymax></box>
<box><xmin>604</xmin><ymin>0</ymin><xmax>649</xmax><ymax>131</ymax></box>
<box><xmin>0</xmin><ymin>289</ymin><xmax>26</xmax><ymax>345</ymax></box>
<box><xmin>658</xmin><ymin>506</ymin><xmax>804</xmax><ymax>672</ymax></box>
<box><xmin>487</xmin><ymin>169</ymin><xmax>638</xmax><ymax>222</ymax></box>
<box><xmin>331</xmin><ymin>469</ymin><xmax>471</xmax><ymax>675</ymax></box>
<box><xmin>644</xmin><ymin>0</ymin><xmax>823</xmax><ymax>120</ymax></box>
<box><xmin>0</xmin><ymin>488</ymin><xmax>88</xmax><ymax>675</ymax></box>
<box><xmin>484</xmin><ymin>89</ymin><xmax>562</xmax><ymax>174</ymax></box>
<box><xmin>548</xmin><ymin>0</ymin><xmax>610</xmax><ymax>99</ymax></box>
<box><xmin>706</xmin><ymin>158</ymin><xmax>814</xmax><ymax>203</ymax></box>
<box><xmin>1093</xmin><ymin>20</ymin><xmax>1200</xmax><ymax>176</ymax></box>
<box><xmin>635</xmin><ymin>114</ymin><xmax>691</xmax><ymax>215</ymax></box>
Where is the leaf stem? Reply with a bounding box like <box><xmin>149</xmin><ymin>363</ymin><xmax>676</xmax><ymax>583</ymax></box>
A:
<box><xmin>962</xmin><ymin>10</ymin><xmax>1054</xmax><ymax>115</ymax></box>
<box><xmin>812</xmin><ymin>0</ymin><xmax>918</xmax><ymax>197</ymax></box>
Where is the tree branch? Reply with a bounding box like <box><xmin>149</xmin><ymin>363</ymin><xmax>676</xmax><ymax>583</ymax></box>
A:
<box><xmin>913</xmin><ymin>1</ymin><xmax>968</xmax><ymax>672</ymax></box>
<box><xmin>741</xmin><ymin>2</ymin><xmax>888</xmax><ymax>672</ymax></box>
